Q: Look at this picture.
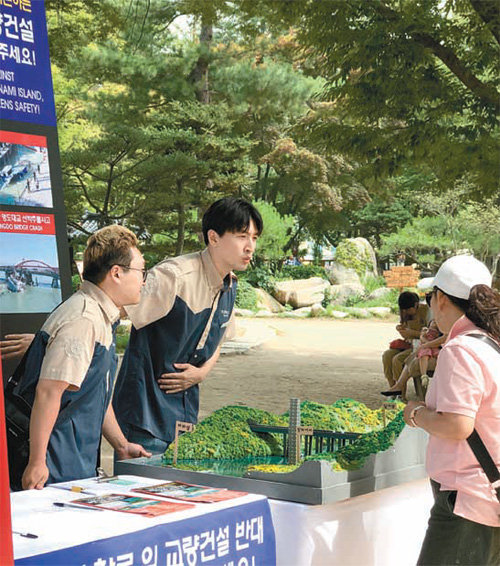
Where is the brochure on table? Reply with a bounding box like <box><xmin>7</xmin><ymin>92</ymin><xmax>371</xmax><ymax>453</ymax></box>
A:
<box><xmin>11</xmin><ymin>476</ymin><xmax>276</xmax><ymax>566</ymax></box>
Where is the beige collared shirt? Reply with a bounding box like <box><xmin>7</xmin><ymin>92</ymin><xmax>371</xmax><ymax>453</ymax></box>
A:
<box><xmin>39</xmin><ymin>280</ymin><xmax>120</xmax><ymax>389</ymax></box>
<box><xmin>125</xmin><ymin>248</ymin><xmax>236</xmax><ymax>342</ymax></box>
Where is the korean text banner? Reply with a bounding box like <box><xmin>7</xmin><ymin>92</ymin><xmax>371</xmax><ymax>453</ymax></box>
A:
<box><xmin>15</xmin><ymin>498</ymin><xmax>277</xmax><ymax>566</ymax></box>
<box><xmin>0</xmin><ymin>210</ymin><xmax>55</xmax><ymax>235</ymax></box>
<box><xmin>0</xmin><ymin>0</ymin><xmax>56</xmax><ymax>126</ymax></box>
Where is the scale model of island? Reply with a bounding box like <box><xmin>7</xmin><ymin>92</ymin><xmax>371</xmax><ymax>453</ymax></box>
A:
<box><xmin>115</xmin><ymin>398</ymin><xmax>428</xmax><ymax>504</ymax></box>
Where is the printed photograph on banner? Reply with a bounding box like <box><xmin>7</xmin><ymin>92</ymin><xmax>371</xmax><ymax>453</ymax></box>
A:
<box><xmin>0</xmin><ymin>130</ymin><xmax>52</xmax><ymax>207</ymax></box>
<box><xmin>0</xmin><ymin>211</ymin><xmax>61</xmax><ymax>314</ymax></box>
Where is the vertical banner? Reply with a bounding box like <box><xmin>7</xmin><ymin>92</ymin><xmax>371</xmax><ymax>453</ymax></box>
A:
<box><xmin>0</xmin><ymin>0</ymin><xmax>71</xmax><ymax>552</ymax></box>
<box><xmin>0</xmin><ymin>0</ymin><xmax>72</xmax><ymax>379</ymax></box>
<box><xmin>0</xmin><ymin>0</ymin><xmax>56</xmax><ymax>126</ymax></box>
<box><xmin>0</xmin><ymin>360</ymin><xmax>14</xmax><ymax>566</ymax></box>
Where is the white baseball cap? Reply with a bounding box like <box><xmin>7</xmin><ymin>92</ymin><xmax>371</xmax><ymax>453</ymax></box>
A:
<box><xmin>431</xmin><ymin>255</ymin><xmax>492</xmax><ymax>300</ymax></box>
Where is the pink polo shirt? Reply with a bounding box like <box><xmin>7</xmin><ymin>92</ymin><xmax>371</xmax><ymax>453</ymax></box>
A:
<box><xmin>426</xmin><ymin>316</ymin><xmax>500</xmax><ymax>526</ymax></box>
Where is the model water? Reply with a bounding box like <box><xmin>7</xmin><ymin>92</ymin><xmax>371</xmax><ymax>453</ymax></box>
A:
<box><xmin>146</xmin><ymin>454</ymin><xmax>289</xmax><ymax>477</ymax></box>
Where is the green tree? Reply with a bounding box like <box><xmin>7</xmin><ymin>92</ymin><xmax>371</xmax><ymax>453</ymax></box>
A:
<box><xmin>255</xmin><ymin>0</ymin><xmax>500</xmax><ymax>198</ymax></box>
<box><xmin>380</xmin><ymin>201</ymin><xmax>500</xmax><ymax>271</ymax></box>
<box><xmin>48</xmin><ymin>0</ymin><xmax>253</xmax><ymax>257</ymax></box>
<box><xmin>252</xmin><ymin>200</ymin><xmax>294</xmax><ymax>264</ymax></box>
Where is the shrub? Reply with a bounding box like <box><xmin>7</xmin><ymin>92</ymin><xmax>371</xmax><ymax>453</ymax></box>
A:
<box><xmin>71</xmin><ymin>274</ymin><xmax>81</xmax><ymax>293</ymax></box>
<box><xmin>235</xmin><ymin>280</ymin><xmax>258</xmax><ymax>310</ymax></box>
<box><xmin>240</xmin><ymin>266</ymin><xmax>275</xmax><ymax>294</ymax></box>
<box><xmin>344</xmin><ymin>293</ymin><xmax>366</xmax><ymax>307</ymax></box>
<box><xmin>361</xmin><ymin>275</ymin><xmax>386</xmax><ymax>294</ymax></box>
<box><xmin>115</xmin><ymin>323</ymin><xmax>131</xmax><ymax>354</ymax></box>
<box><xmin>278</xmin><ymin>264</ymin><xmax>328</xmax><ymax>280</ymax></box>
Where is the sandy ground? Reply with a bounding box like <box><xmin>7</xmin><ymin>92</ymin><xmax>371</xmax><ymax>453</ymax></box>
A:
<box><xmin>201</xmin><ymin>317</ymin><xmax>400</xmax><ymax>418</ymax></box>
<box><xmin>104</xmin><ymin>317</ymin><xmax>403</xmax><ymax>473</ymax></box>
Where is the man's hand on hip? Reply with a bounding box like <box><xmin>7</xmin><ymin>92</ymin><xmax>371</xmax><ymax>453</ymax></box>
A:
<box><xmin>158</xmin><ymin>363</ymin><xmax>206</xmax><ymax>394</ymax></box>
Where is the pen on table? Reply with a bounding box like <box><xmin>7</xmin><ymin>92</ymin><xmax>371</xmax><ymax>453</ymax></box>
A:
<box><xmin>53</xmin><ymin>502</ymin><xmax>103</xmax><ymax>511</ymax></box>
<box><xmin>12</xmin><ymin>530</ymin><xmax>38</xmax><ymax>539</ymax></box>
<box><xmin>96</xmin><ymin>475</ymin><xmax>118</xmax><ymax>483</ymax></box>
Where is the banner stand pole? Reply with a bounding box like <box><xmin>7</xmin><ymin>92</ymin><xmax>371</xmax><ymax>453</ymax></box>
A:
<box><xmin>0</xmin><ymin>359</ymin><xmax>14</xmax><ymax>565</ymax></box>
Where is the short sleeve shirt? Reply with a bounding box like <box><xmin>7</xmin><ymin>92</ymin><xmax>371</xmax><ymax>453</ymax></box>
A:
<box><xmin>425</xmin><ymin>316</ymin><xmax>500</xmax><ymax>526</ymax></box>
<box><xmin>124</xmin><ymin>248</ymin><xmax>236</xmax><ymax>344</ymax></box>
<box><xmin>39</xmin><ymin>281</ymin><xmax>120</xmax><ymax>388</ymax></box>
<box><xmin>114</xmin><ymin>248</ymin><xmax>238</xmax><ymax>442</ymax></box>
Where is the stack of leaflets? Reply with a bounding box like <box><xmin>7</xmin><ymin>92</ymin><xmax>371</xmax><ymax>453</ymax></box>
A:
<box><xmin>51</xmin><ymin>475</ymin><xmax>160</xmax><ymax>496</ymax></box>
<box><xmin>133</xmin><ymin>481</ymin><xmax>247</xmax><ymax>503</ymax></box>
<box><xmin>70</xmin><ymin>493</ymin><xmax>194</xmax><ymax>517</ymax></box>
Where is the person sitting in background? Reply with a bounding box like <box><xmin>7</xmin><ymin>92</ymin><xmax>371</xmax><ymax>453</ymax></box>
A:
<box><xmin>382</xmin><ymin>319</ymin><xmax>446</xmax><ymax>400</ymax></box>
<box><xmin>382</xmin><ymin>291</ymin><xmax>429</xmax><ymax>387</ymax></box>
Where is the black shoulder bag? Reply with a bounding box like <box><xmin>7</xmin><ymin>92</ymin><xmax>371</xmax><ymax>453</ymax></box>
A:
<box><xmin>466</xmin><ymin>333</ymin><xmax>500</xmax><ymax>504</ymax></box>
<box><xmin>4</xmin><ymin>347</ymin><xmax>33</xmax><ymax>491</ymax></box>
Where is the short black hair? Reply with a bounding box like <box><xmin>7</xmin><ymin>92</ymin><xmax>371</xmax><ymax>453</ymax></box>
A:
<box><xmin>202</xmin><ymin>197</ymin><xmax>263</xmax><ymax>245</ymax></box>
<box><xmin>398</xmin><ymin>291</ymin><xmax>419</xmax><ymax>310</ymax></box>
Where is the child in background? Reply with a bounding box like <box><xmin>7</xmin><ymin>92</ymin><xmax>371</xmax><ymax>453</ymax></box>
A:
<box><xmin>416</xmin><ymin>320</ymin><xmax>445</xmax><ymax>387</ymax></box>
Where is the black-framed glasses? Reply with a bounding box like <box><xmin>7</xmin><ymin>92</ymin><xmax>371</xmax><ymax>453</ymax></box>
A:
<box><xmin>115</xmin><ymin>264</ymin><xmax>148</xmax><ymax>282</ymax></box>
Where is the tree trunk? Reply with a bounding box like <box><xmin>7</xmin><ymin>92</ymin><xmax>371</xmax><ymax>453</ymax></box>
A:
<box><xmin>175</xmin><ymin>180</ymin><xmax>186</xmax><ymax>256</ymax></box>
<box><xmin>189</xmin><ymin>20</ymin><xmax>212</xmax><ymax>103</ymax></box>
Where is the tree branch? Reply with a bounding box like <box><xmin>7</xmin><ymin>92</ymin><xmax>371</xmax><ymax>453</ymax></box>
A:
<box><xmin>73</xmin><ymin>172</ymin><xmax>101</xmax><ymax>212</ymax></box>
<box><xmin>411</xmin><ymin>31</ymin><xmax>500</xmax><ymax>111</ymax></box>
<box><xmin>469</xmin><ymin>0</ymin><xmax>500</xmax><ymax>45</ymax></box>
<box><xmin>372</xmin><ymin>1</ymin><xmax>499</xmax><ymax>111</ymax></box>
<box><xmin>67</xmin><ymin>219</ymin><xmax>92</xmax><ymax>236</ymax></box>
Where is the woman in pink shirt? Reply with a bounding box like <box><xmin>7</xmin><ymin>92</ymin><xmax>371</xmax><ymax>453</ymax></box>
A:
<box><xmin>403</xmin><ymin>255</ymin><xmax>500</xmax><ymax>565</ymax></box>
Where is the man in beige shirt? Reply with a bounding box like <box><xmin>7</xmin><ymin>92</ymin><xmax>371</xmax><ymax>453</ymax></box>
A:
<box><xmin>7</xmin><ymin>225</ymin><xmax>151</xmax><ymax>490</ymax></box>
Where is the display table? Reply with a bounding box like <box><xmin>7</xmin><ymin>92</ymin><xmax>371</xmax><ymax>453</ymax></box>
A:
<box><xmin>270</xmin><ymin>477</ymin><xmax>433</xmax><ymax>566</ymax></box>
<box><xmin>11</xmin><ymin>477</ymin><xmax>276</xmax><ymax>565</ymax></box>
<box><xmin>11</xmin><ymin>475</ymin><xmax>433</xmax><ymax>566</ymax></box>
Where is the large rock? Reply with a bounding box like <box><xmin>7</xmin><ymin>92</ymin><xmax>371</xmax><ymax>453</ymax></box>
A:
<box><xmin>310</xmin><ymin>303</ymin><xmax>326</xmax><ymax>317</ymax></box>
<box><xmin>329</xmin><ymin>283</ymin><xmax>365</xmax><ymax>305</ymax></box>
<box><xmin>344</xmin><ymin>307</ymin><xmax>371</xmax><ymax>318</ymax></box>
<box><xmin>273</xmin><ymin>277</ymin><xmax>330</xmax><ymax>309</ymax></box>
<box><xmin>326</xmin><ymin>263</ymin><xmax>361</xmax><ymax>285</ymax></box>
<box><xmin>234</xmin><ymin>308</ymin><xmax>255</xmax><ymax>317</ymax></box>
<box><xmin>351</xmin><ymin>237</ymin><xmax>378</xmax><ymax>276</ymax></box>
<box><xmin>327</xmin><ymin>238</ymin><xmax>378</xmax><ymax>282</ymax></box>
<box><xmin>255</xmin><ymin>309</ymin><xmax>274</xmax><ymax>318</ymax></box>
<box><xmin>367</xmin><ymin>287</ymin><xmax>392</xmax><ymax>300</ymax></box>
<box><xmin>254</xmin><ymin>288</ymin><xmax>285</xmax><ymax>313</ymax></box>
<box><xmin>283</xmin><ymin>306</ymin><xmax>312</xmax><ymax>318</ymax></box>
<box><xmin>367</xmin><ymin>306</ymin><xmax>392</xmax><ymax>317</ymax></box>
<box><xmin>330</xmin><ymin>310</ymin><xmax>349</xmax><ymax>319</ymax></box>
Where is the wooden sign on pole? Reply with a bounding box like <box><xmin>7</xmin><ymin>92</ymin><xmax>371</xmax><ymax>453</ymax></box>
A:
<box><xmin>381</xmin><ymin>402</ymin><xmax>395</xmax><ymax>428</ymax></box>
<box><xmin>172</xmin><ymin>421</ymin><xmax>195</xmax><ymax>466</ymax></box>
<box><xmin>383</xmin><ymin>266</ymin><xmax>420</xmax><ymax>290</ymax></box>
<box><xmin>296</xmin><ymin>426</ymin><xmax>314</xmax><ymax>461</ymax></box>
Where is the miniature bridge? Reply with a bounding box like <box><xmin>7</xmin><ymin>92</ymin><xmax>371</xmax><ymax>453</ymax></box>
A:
<box><xmin>247</xmin><ymin>421</ymin><xmax>362</xmax><ymax>457</ymax></box>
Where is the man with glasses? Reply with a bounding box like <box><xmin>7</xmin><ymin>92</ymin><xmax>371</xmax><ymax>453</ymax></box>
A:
<box><xmin>8</xmin><ymin>225</ymin><xmax>151</xmax><ymax>490</ymax></box>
